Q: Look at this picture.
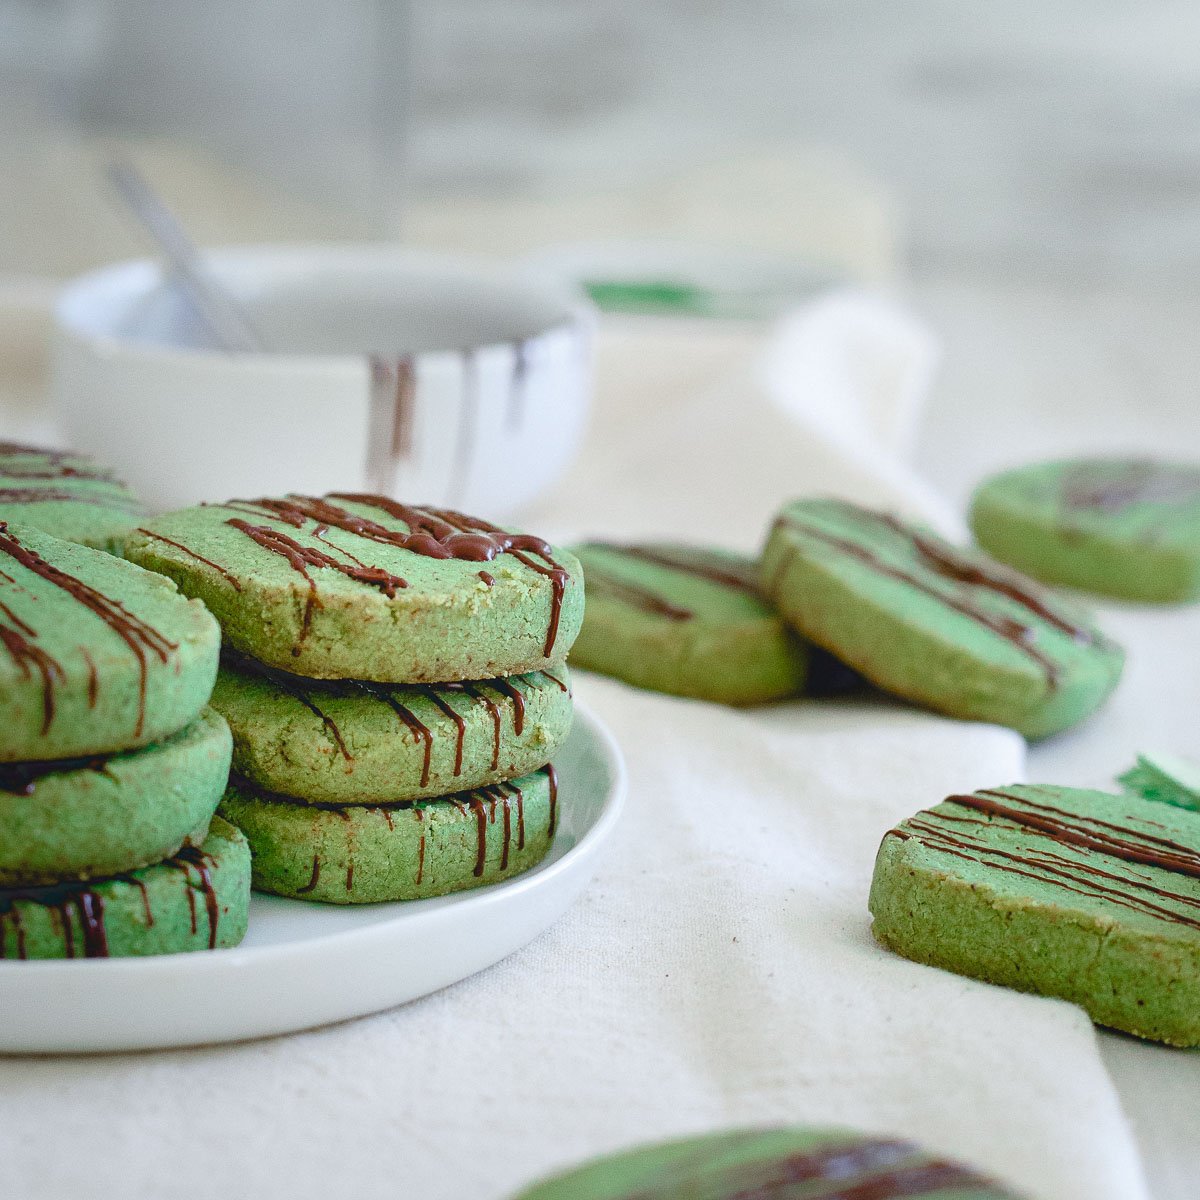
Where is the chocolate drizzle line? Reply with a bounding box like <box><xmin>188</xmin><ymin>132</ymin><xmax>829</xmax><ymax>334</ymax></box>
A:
<box><xmin>226</xmin><ymin>494</ymin><xmax>571</xmax><ymax>657</ymax></box>
<box><xmin>0</xmin><ymin>523</ymin><xmax>176</xmax><ymax>736</ymax></box>
<box><xmin>675</xmin><ymin>1137</ymin><xmax>992</xmax><ymax>1199</ymax></box>
<box><xmin>0</xmin><ymin>487</ymin><xmax>141</xmax><ymax>513</ymax></box>
<box><xmin>546</xmin><ymin>762</ymin><xmax>558</xmax><ymax>837</ymax></box>
<box><xmin>891</xmin><ymin>789</ymin><xmax>1200</xmax><ymax>932</ymax></box>
<box><xmin>774</xmin><ymin>508</ymin><xmax>1091</xmax><ymax>689</ymax></box>
<box><xmin>137</xmin><ymin>529</ymin><xmax>243</xmax><ymax>592</ymax></box>
<box><xmin>225</xmin><ymin>648</ymin><xmax>353</xmax><ymax>762</ymax></box>
<box><xmin>1061</xmin><ymin>460</ymin><xmax>1200</xmax><ymax>514</ymax></box>
<box><xmin>0</xmin><ymin>753</ymin><xmax>112</xmax><ymax>795</ymax></box>
<box><xmin>296</xmin><ymin>855</ymin><xmax>321</xmax><ymax>895</ymax></box>
<box><xmin>0</xmin><ymin>606</ymin><xmax>65</xmax><ymax>734</ymax></box>
<box><xmin>328</xmin><ymin>494</ymin><xmax>571</xmax><ymax>656</ymax></box>
<box><xmin>0</xmin><ymin>843</ymin><xmax>219</xmax><ymax>958</ymax></box>
<box><xmin>584</xmin><ymin>565</ymin><xmax>692</xmax><ymax>621</ymax></box>
<box><xmin>491</xmin><ymin>676</ymin><xmax>526</xmax><ymax>735</ymax></box>
<box><xmin>420</xmin><ymin>686</ymin><xmax>467</xmax><ymax>774</ymax></box>
<box><xmin>599</xmin><ymin>543</ymin><xmax>763</xmax><ymax>595</ymax></box>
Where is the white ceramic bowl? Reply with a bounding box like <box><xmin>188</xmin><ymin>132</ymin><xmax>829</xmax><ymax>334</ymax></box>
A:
<box><xmin>52</xmin><ymin>246</ymin><xmax>593</xmax><ymax>516</ymax></box>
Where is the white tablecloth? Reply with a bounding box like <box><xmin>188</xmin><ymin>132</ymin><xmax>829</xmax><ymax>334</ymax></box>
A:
<box><xmin>0</xmin><ymin>299</ymin><xmax>1151</xmax><ymax>1200</ymax></box>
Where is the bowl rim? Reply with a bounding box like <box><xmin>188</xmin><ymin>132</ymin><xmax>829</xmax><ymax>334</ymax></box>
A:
<box><xmin>55</xmin><ymin>243</ymin><xmax>593</xmax><ymax>368</ymax></box>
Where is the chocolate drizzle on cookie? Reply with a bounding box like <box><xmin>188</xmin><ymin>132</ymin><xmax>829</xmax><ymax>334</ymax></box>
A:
<box><xmin>771</xmin><ymin>503</ymin><xmax>1111</xmax><ymax>690</ymax></box>
<box><xmin>603</xmin><ymin>544</ymin><xmax>763</xmax><ymax>595</ymax></box>
<box><xmin>583</xmin><ymin>566</ymin><xmax>692</xmax><ymax>621</ymax></box>
<box><xmin>889</xmin><ymin>788</ymin><xmax>1200</xmax><ymax>932</ymax></box>
<box><xmin>137</xmin><ymin>529</ymin><xmax>243</xmax><ymax>592</ymax></box>
<box><xmin>221</xmin><ymin>494</ymin><xmax>571</xmax><ymax>656</ymax></box>
<box><xmin>638</xmin><ymin>1137</ymin><xmax>993</xmax><ymax>1199</ymax></box>
<box><xmin>0</xmin><ymin>842</ymin><xmax>221</xmax><ymax>958</ymax></box>
<box><xmin>1061</xmin><ymin>460</ymin><xmax>1200</xmax><ymax>514</ymax></box>
<box><xmin>0</xmin><ymin>523</ymin><xmax>176</xmax><ymax>736</ymax></box>
<box><xmin>0</xmin><ymin>753</ymin><xmax>112</xmax><ymax>795</ymax></box>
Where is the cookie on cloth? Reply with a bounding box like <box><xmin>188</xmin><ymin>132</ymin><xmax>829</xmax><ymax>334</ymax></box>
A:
<box><xmin>511</xmin><ymin>1126</ymin><xmax>1022</xmax><ymax>1199</ymax></box>
<box><xmin>870</xmin><ymin>784</ymin><xmax>1200</xmax><ymax>1046</ymax></box>
<box><xmin>0</xmin><ymin>816</ymin><xmax>250</xmax><ymax>959</ymax></box>
<box><xmin>761</xmin><ymin>499</ymin><xmax>1123</xmax><ymax>737</ymax></box>
<box><xmin>219</xmin><ymin>764</ymin><xmax>559</xmax><ymax>904</ymax></box>
<box><xmin>568</xmin><ymin>542</ymin><xmax>809</xmax><ymax>705</ymax></box>
<box><xmin>0</xmin><ymin>707</ymin><xmax>231</xmax><ymax>886</ymax></box>
<box><xmin>970</xmin><ymin>457</ymin><xmax>1200</xmax><ymax>602</ymax></box>
<box><xmin>0</xmin><ymin>442</ymin><xmax>143</xmax><ymax>555</ymax></box>
<box><xmin>0</xmin><ymin>522</ymin><xmax>221</xmax><ymax>760</ymax></box>
<box><xmin>125</xmin><ymin>494</ymin><xmax>584</xmax><ymax>682</ymax></box>
<box><xmin>211</xmin><ymin>650</ymin><xmax>572</xmax><ymax>805</ymax></box>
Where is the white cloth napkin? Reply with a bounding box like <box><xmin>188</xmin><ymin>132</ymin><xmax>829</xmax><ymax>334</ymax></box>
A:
<box><xmin>0</xmin><ymin>294</ymin><xmax>1149</xmax><ymax>1200</ymax></box>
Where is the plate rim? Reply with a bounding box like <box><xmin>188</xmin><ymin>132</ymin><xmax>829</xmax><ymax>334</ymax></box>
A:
<box><xmin>0</xmin><ymin>701</ymin><xmax>626</xmax><ymax>981</ymax></box>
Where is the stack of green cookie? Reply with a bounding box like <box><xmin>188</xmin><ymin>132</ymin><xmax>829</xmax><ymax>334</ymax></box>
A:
<box><xmin>126</xmin><ymin>493</ymin><xmax>585</xmax><ymax>904</ymax></box>
<box><xmin>0</xmin><ymin>522</ymin><xmax>250</xmax><ymax>958</ymax></box>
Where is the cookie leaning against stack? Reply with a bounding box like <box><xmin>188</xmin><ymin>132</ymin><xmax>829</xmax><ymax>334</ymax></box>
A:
<box><xmin>126</xmin><ymin>494</ymin><xmax>584</xmax><ymax>904</ymax></box>
<box><xmin>0</xmin><ymin>522</ymin><xmax>249</xmax><ymax>958</ymax></box>
<box><xmin>0</xmin><ymin>442</ymin><xmax>144</xmax><ymax>554</ymax></box>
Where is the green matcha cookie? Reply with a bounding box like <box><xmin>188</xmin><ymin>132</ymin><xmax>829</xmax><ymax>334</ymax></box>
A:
<box><xmin>0</xmin><ymin>442</ymin><xmax>144</xmax><ymax>555</ymax></box>
<box><xmin>1119</xmin><ymin>751</ymin><xmax>1200</xmax><ymax>813</ymax></box>
<box><xmin>0</xmin><ymin>708</ymin><xmax>231</xmax><ymax>885</ymax></box>
<box><xmin>125</xmin><ymin>495</ymin><xmax>584</xmax><ymax>682</ymax></box>
<box><xmin>761</xmin><ymin>499</ymin><xmax>1123</xmax><ymax>738</ymax></box>
<box><xmin>219</xmin><ymin>765</ymin><xmax>558</xmax><ymax>904</ymax></box>
<box><xmin>870</xmin><ymin>784</ymin><xmax>1200</xmax><ymax>1046</ymax></box>
<box><xmin>0</xmin><ymin>522</ymin><xmax>221</xmax><ymax>760</ymax></box>
<box><xmin>211</xmin><ymin>650</ymin><xmax>572</xmax><ymax>805</ymax></box>
<box><xmin>512</xmin><ymin>1127</ymin><xmax>1020</xmax><ymax>1199</ymax></box>
<box><xmin>970</xmin><ymin>457</ymin><xmax>1200</xmax><ymax>603</ymax></box>
<box><xmin>568</xmin><ymin>542</ymin><xmax>808</xmax><ymax>705</ymax></box>
<box><xmin>0</xmin><ymin>816</ymin><xmax>250</xmax><ymax>959</ymax></box>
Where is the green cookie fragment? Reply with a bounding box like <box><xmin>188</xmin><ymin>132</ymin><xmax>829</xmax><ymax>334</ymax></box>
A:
<box><xmin>1119</xmin><ymin>752</ymin><xmax>1200</xmax><ymax>813</ymax></box>
<box><xmin>870</xmin><ymin>784</ymin><xmax>1200</xmax><ymax>1046</ymax></box>
<box><xmin>761</xmin><ymin>498</ymin><xmax>1123</xmax><ymax>738</ymax></box>
<box><xmin>0</xmin><ymin>817</ymin><xmax>250</xmax><ymax>959</ymax></box>
<box><xmin>126</xmin><ymin>494</ymin><xmax>584</xmax><ymax>682</ymax></box>
<box><xmin>219</xmin><ymin>764</ymin><xmax>559</xmax><ymax>904</ymax></box>
<box><xmin>0</xmin><ymin>442</ymin><xmax>143</xmax><ymax>554</ymax></box>
<box><xmin>970</xmin><ymin>457</ymin><xmax>1200</xmax><ymax>603</ymax></box>
<box><xmin>570</xmin><ymin>542</ymin><xmax>809</xmax><ymax>705</ymax></box>
<box><xmin>512</xmin><ymin>1126</ymin><xmax>1021</xmax><ymax>1199</ymax></box>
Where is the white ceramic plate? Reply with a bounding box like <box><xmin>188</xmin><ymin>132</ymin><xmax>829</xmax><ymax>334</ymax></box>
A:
<box><xmin>0</xmin><ymin>705</ymin><xmax>624</xmax><ymax>1054</ymax></box>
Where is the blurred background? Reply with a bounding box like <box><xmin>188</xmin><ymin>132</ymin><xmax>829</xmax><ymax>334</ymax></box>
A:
<box><xmin>4</xmin><ymin>0</ymin><xmax>1198</xmax><ymax>283</ymax></box>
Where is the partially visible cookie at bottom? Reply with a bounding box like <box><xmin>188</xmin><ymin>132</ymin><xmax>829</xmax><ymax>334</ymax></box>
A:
<box><xmin>510</xmin><ymin>1126</ymin><xmax>1022</xmax><ymax>1199</ymax></box>
<box><xmin>220</xmin><ymin>765</ymin><xmax>558</xmax><ymax>904</ymax></box>
<box><xmin>0</xmin><ymin>817</ymin><xmax>251</xmax><ymax>959</ymax></box>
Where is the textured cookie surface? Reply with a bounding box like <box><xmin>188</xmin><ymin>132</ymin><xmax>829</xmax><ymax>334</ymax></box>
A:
<box><xmin>0</xmin><ymin>443</ymin><xmax>143</xmax><ymax>554</ymax></box>
<box><xmin>220</xmin><ymin>765</ymin><xmax>558</xmax><ymax>904</ymax></box>
<box><xmin>212</xmin><ymin>651</ymin><xmax>571</xmax><ymax>804</ymax></box>
<box><xmin>761</xmin><ymin>499</ymin><xmax>1123</xmax><ymax>737</ymax></box>
<box><xmin>0</xmin><ymin>707</ymin><xmax>231</xmax><ymax>885</ymax></box>
<box><xmin>568</xmin><ymin>542</ymin><xmax>808</xmax><ymax>704</ymax></box>
<box><xmin>0</xmin><ymin>522</ymin><xmax>221</xmax><ymax>760</ymax></box>
<box><xmin>512</xmin><ymin>1127</ymin><xmax>1020</xmax><ymax>1199</ymax></box>
<box><xmin>970</xmin><ymin>457</ymin><xmax>1200</xmax><ymax>602</ymax></box>
<box><xmin>125</xmin><ymin>495</ymin><xmax>584</xmax><ymax>681</ymax></box>
<box><xmin>0</xmin><ymin>816</ymin><xmax>250</xmax><ymax>959</ymax></box>
<box><xmin>870</xmin><ymin>784</ymin><xmax>1200</xmax><ymax>1046</ymax></box>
